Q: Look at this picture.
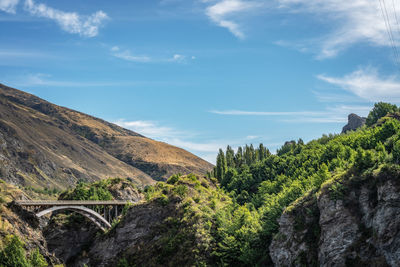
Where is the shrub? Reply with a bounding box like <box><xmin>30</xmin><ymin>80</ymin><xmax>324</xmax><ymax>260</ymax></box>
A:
<box><xmin>167</xmin><ymin>174</ymin><xmax>181</xmax><ymax>185</ymax></box>
<box><xmin>0</xmin><ymin>235</ymin><xmax>47</xmax><ymax>267</ymax></box>
<box><xmin>29</xmin><ymin>248</ymin><xmax>47</xmax><ymax>267</ymax></box>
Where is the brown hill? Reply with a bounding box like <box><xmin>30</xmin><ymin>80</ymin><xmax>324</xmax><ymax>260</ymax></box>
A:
<box><xmin>0</xmin><ymin>83</ymin><xmax>213</xmax><ymax>190</ymax></box>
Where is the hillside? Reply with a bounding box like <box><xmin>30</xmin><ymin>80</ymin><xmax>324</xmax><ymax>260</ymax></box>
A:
<box><xmin>1</xmin><ymin>103</ymin><xmax>400</xmax><ymax>266</ymax></box>
<box><xmin>0</xmin><ymin>83</ymin><xmax>213</xmax><ymax>190</ymax></box>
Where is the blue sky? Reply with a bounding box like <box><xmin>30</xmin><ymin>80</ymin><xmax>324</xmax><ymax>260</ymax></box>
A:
<box><xmin>1</xmin><ymin>0</ymin><xmax>400</xmax><ymax>163</ymax></box>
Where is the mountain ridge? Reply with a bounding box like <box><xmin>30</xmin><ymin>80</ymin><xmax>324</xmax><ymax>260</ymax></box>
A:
<box><xmin>0</xmin><ymin>83</ymin><xmax>213</xmax><ymax>190</ymax></box>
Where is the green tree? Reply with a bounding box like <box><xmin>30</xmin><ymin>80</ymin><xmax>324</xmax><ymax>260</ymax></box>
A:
<box><xmin>366</xmin><ymin>102</ymin><xmax>398</xmax><ymax>126</ymax></box>
<box><xmin>29</xmin><ymin>248</ymin><xmax>47</xmax><ymax>267</ymax></box>
<box><xmin>216</xmin><ymin>149</ymin><xmax>227</xmax><ymax>182</ymax></box>
<box><xmin>0</xmin><ymin>235</ymin><xmax>30</xmax><ymax>267</ymax></box>
<box><xmin>393</xmin><ymin>140</ymin><xmax>400</xmax><ymax>164</ymax></box>
<box><xmin>235</xmin><ymin>147</ymin><xmax>243</xmax><ymax>168</ymax></box>
<box><xmin>226</xmin><ymin>145</ymin><xmax>235</xmax><ymax>168</ymax></box>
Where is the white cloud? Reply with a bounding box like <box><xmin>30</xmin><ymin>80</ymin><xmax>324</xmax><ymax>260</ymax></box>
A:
<box><xmin>0</xmin><ymin>49</ymin><xmax>46</xmax><ymax>58</ymax></box>
<box><xmin>275</xmin><ymin>0</ymin><xmax>395</xmax><ymax>58</ymax></box>
<box><xmin>115</xmin><ymin>119</ymin><xmax>273</xmax><ymax>164</ymax></box>
<box><xmin>115</xmin><ymin>120</ymin><xmax>180</xmax><ymax>139</ymax></box>
<box><xmin>164</xmin><ymin>138</ymin><xmax>223</xmax><ymax>152</ymax></box>
<box><xmin>0</xmin><ymin>0</ymin><xmax>19</xmax><ymax>13</ymax></box>
<box><xmin>6</xmin><ymin>73</ymin><xmax>148</xmax><ymax>87</ymax></box>
<box><xmin>204</xmin><ymin>0</ymin><xmax>260</xmax><ymax>39</ymax></box>
<box><xmin>111</xmin><ymin>46</ymin><xmax>120</xmax><ymax>52</ymax></box>
<box><xmin>23</xmin><ymin>0</ymin><xmax>108</xmax><ymax>37</ymax></box>
<box><xmin>169</xmin><ymin>54</ymin><xmax>185</xmax><ymax>62</ymax></box>
<box><xmin>210</xmin><ymin>104</ymin><xmax>372</xmax><ymax>123</ymax></box>
<box><xmin>317</xmin><ymin>67</ymin><xmax>400</xmax><ymax>102</ymax></box>
<box><xmin>115</xmin><ymin>119</ymin><xmax>228</xmax><ymax>163</ymax></box>
<box><xmin>110</xmin><ymin>46</ymin><xmax>189</xmax><ymax>64</ymax></box>
<box><xmin>111</xmin><ymin>48</ymin><xmax>151</xmax><ymax>63</ymax></box>
<box><xmin>246</xmin><ymin>135</ymin><xmax>259</xmax><ymax>140</ymax></box>
<box><xmin>210</xmin><ymin>110</ymin><xmax>325</xmax><ymax>116</ymax></box>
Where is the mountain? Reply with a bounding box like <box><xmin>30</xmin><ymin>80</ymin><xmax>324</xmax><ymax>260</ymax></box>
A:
<box><xmin>0</xmin><ymin>83</ymin><xmax>213</xmax><ymax>189</ymax></box>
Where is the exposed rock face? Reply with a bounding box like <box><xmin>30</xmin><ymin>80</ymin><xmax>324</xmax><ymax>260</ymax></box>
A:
<box><xmin>269</xmin><ymin>167</ymin><xmax>400</xmax><ymax>266</ymax></box>
<box><xmin>71</xmin><ymin>201</ymin><xmax>174</xmax><ymax>267</ymax></box>
<box><xmin>342</xmin><ymin>113</ymin><xmax>366</xmax><ymax>133</ymax></box>
<box><xmin>43</xmin><ymin>217</ymin><xmax>97</xmax><ymax>264</ymax></box>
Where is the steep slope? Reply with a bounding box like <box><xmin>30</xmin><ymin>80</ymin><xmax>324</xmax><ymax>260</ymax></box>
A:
<box><xmin>269</xmin><ymin>165</ymin><xmax>400</xmax><ymax>266</ymax></box>
<box><xmin>0</xmin><ymin>83</ymin><xmax>213</xmax><ymax>189</ymax></box>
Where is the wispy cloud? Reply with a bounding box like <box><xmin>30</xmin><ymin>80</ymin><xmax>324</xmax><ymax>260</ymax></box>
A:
<box><xmin>110</xmin><ymin>46</ymin><xmax>192</xmax><ymax>63</ymax></box>
<box><xmin>203</xmin><ymin>0</ymin><xmax>261</xmax><ymax>39</ymax></box>
<box><xmin>0</xmin><ymin>49</ymin><xmax>48</xmax><ymax>58</ymax></box>
<box><xmin>210</xmin><ymin>110</ymin><xmax>324</xmax><ymax>116</ymax></box>
<box><xmin>0</xmin><ymin>0</ymin><xmax>19</xmax><ymax>13</ymax></box>
<box><xmin>115</xmin><ymin>120</ymin><xmax>182</xmax><ymax>139</ymax></box>
<box><xmin>275</xmin><ymin>0</ymin><xmax>394</xmax><ymax>58</ymax></box>
<box><xmin>115</xmin><ymin>119</ymin><xmax>228</xmax><ymax>163</ymax></box>
<box><xmin>4</xmin><ymin>73</ymin><xmax>163</xmax><ymax>88</ymax></box>
<box><xmin>169</xmin><ymin>54</ymin><xmax>186</xmax><ymax>62</ymax></box>
<box><xmin>21</xmin><ymin>0</ymin><xmax>108</xmax><ymax>37</ymax></box>
<box><xmin>114</xmin><ymin>119</ymin><xmax>271</xmax><ymax>163</ymax></box>
<box><xmin>317</xmin><ymin>67</ymin><xmax>400</xmax><ymax>102</ymax></box>
<box><xmin>110</xmin><ymin>46</ymin><xmax>151</xmax><ymax>63</ymax></box>
<box><xmin>211</xmin><ymin>104</ymin><xmax>371</xmax><ymax>123</ymax></box>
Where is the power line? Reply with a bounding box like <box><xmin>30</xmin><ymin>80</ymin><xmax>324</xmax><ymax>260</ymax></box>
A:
<box><xmin>378</xmin><ymin>0</ymin><xmax>400</xmax><ymax>68</ymax></box>
<box><xmin>391</xmin><ymin>0</ymin><xmax>400</xmax><ymax>35</ymax></box>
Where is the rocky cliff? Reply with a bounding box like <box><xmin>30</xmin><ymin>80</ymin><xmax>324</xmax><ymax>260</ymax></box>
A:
<box><xmin>269</xmin><ymin>165</ymin><xmax>400</xmax><ymax>266</ymax></box>
<box><xmin>342</xmin><ymin>113</ymin><xmax>366</xmax><ymax>133</ymax></box>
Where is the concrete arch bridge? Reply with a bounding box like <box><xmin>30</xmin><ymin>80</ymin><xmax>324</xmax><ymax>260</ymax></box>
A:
<box><xmin>15</xmin><ymin>200</ymin><xmax>131</xmax><ymax>231</ymax></box>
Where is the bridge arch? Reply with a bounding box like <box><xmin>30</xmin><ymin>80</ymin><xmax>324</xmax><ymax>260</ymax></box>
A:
<box><xmin>36</xmin><ymin>206</ymin><xmax>112</xmax><ymax>231</ymax></box>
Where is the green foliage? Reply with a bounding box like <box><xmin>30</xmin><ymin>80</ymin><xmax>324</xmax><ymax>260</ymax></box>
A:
<box><xmin>210</xmin><ymin>110</ymin><xmax>400</xmax><ymax>265</ymax></box>
<box><xmin>23</xmin><ymin>186</ymin><xmax>61</xmax><ymax>196</ymax></box>
<box><xmin>329</xmin><ymin>182</ymin><xmax>346</xmax><ymax>201</ymax></box>
<box><xmin>29</xmin><ymin>248</ymin><xmax>47</xmax><ymax>267</ymax></box>
<box><xmin>0</xmin><ymin>235</ymin><xmax>30</xmax><ymax>267</ymax></box>
<box><xmin>366</xmin><ymin>102</ymin><xmax>398</xmax><ymax>126</ymax></box>
<box><xmin>167</xmin><ymin>174</ymin><xmax>181</xmax><ymax>184</ymax></box>
<box><xmin>393</xmin><ymin>140</ymin><xmax>400</xmax><ymax>163</ymax></box>
<box><xmin>116</xmin><ymin>258</ymin><xmax>130</xmax><ymax>267</ymax></box>
<box><xmin>0</xmin><ymin>235</ymin><xmax>47</xmax><ymax>267</ymax></box>
<box><xmin>116</xmin><ymin>103</ymin><xmax>400</xmax><ymax>266</ymax></box>
<box><xmin>60</xmin><ymin>179</ymin><xmax>113</xmax><ymax>201</ymax></box>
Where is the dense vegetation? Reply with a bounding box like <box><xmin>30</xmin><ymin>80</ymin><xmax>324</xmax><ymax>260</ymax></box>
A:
<box><xmin>91</xmin><ymin>102</ymin><xmax>400</xmax><ymax>266</ymax></box>
<box><xmin>58</xmin><ymin>177</ymin><xmax>138</xmax><ymax>201</ymax></box>
<box><xmin>0</xmin><ymin>235</ymin><xmax>47</xmax><ymax>267</ymax></box>
<box><xmin>206</xmin><ymin>102</ymin><xmax>400</xmax><ymax>265</ymax></box>
<box><xmin>5</xmin><ymin>102</ymin><xmax>398</xmax><ymax>267</ymax></box>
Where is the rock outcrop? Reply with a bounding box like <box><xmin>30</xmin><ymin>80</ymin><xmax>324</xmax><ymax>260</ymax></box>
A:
<box><xmin>342</xmin><ymin>113</ymin><xmax>366</xmax><ymax>133</ymax></box>
<box><xmin>269</xmin><ymin>166</ymin><xmax>400</xmax><ymax>266</ymax></box>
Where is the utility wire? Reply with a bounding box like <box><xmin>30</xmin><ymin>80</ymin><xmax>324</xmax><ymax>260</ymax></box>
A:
<box><xmin>384</xmin><ymin>0</ymin><xmax>400</xmax><ymax>63</ymax></box>
<box><xmin>379</xmin><ymin>0</ymin><xmax>400</xmax><ymax>68</ymax></box>
<box><xmin>379</xmin><ymin>0</ymin><xmax>400</xmax><ymax>64</ymax></box>
<box><xmin>391</xmin><ymin>0</ymin><xmax>400</xmax><ymax>35</ymax></box>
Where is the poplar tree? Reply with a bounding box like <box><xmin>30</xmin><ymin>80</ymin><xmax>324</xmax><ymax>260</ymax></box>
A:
<box><xmin>216</xmin><ymin>149</ymin><xmax>227</xmax><ymax>181</ymax></box>
<box><xmin>225</xmin><ymin>145</ymin><xmax>235</xmax><ymax>168</ymax></box>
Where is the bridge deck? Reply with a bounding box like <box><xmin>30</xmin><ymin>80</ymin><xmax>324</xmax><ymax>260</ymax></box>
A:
<box><xmin>15</xmin><ymin>200</ymin><xmax>131</xmax><ymax>206</ymax></box>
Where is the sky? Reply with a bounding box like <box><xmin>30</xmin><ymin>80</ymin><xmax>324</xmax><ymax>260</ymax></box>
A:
<box><xmin>1</xmin><ymin>0</ymin><xmax>400</xmax><ymax>163</ymax></box>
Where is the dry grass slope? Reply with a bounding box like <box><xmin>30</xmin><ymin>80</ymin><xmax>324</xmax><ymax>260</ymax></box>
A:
<box><xmin>0</xmin><ymin>84</ymin><xmax>213</xmax><ymax>190</ymax></box>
